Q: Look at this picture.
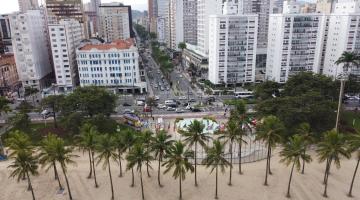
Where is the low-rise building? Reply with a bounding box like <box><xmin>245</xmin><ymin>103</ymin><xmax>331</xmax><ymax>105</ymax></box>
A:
<box><xmin>0</xmin><ymin>54</ymin><xmax>19</xmax><ymax>94</ymax></box>
<box><xmin>76</xmin><ymin>38</ymin><xmax>147</xmax><ymax>93</ymax></box>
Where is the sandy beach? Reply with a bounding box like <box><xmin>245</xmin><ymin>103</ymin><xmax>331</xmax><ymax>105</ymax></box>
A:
<box><xmin>0</xmin><ymin>148</ymin><xmax>359</xmax><ymax>200</ymax></box>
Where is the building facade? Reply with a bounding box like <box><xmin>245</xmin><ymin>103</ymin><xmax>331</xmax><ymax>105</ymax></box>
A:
<box><xmin>183</xmin><ymin>0</ymin><xmax>197</xmax><ymax>45</ymax></box>
<box><xmin>18</xmin><ymin>0</ymin><xmax>39</xmax><ymax>13</ymax></box>
<box><xmin>0</xmin><ymin>15</ymin><xmax>12</xmax><ymax>54</ymax></box>
<box><xmin>9</xmin><ymin>10</ymin><xmax>53</xmax><ymax>90</ymax></box>
<box><xmin>316</xmin><ymin>0</ymin><xmax>336</xmax><ymax>14</ymax></box>
<box><xmin>169</xmin><ymin>0</ymin><xmax>184</xmax><ymax>50</ymax></box>
<box><xmin>208</xmin><ymin>1</ymin><xmax>258</xmax><ymax>84</ymax></box>
<box><xmin>76</xmin><ymin>38</ymin><xmax>147</xmax><ymax>93</ymax></box>
<box><xmin>156</xmin><ymin>0</ymin><xmax>170</xmax><ymax>45</ymax></box>
<box><xmin>266</xmin><ymin>12</ymin><xmax>328</xmax><ymax>83</ymax></box>
<box><xmin>99</xmin><ymin>3</ymin><xmax>134</xmax><ymax>42</ymax></box>
<box><xmin>148</xmin><ymin>0</ymin><xmax>158</xmax><ymax>33</ymax></box>
<box><xmin>0</xmin><ymin>54</ymin><xmax>19</xmax><ymax>94</ymax></box>
<box><xmin>322</xmin><ymin>0</ymin><xmax>360</xmax><ymax>78</ymax></box>
<box><xmin>49</xmin><ymin>19</ymin><xmax>84</xmax><ymax>92</ymax></box>
<box><xmin>45</xmin><ymin>0</ymin><xmax>84</xmax><ymax>23</ymax></box>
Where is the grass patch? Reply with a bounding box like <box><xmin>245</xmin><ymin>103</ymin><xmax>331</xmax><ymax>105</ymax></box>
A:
<box><xmin>341</xmin><ymin>110</ymin><xmax>360</xmax><ymax>131</ymax></box>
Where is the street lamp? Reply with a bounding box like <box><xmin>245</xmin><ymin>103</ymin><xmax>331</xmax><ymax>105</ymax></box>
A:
<box><xmin>335</xmin><ymin>72</ymin><xmax>349</xmax><ymax>131</ymax></box>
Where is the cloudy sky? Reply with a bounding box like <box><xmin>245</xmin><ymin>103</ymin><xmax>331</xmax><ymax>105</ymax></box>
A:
<box><xmin>0</xmin><ymin>0</ymin><xmax>148</xmax><ymax>15</ymax></box>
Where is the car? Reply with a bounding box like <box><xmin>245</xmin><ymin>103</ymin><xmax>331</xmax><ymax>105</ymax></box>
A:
<box><xmin>166</xmin><ymin>87</ymin><xmax>170</xmax><ymax>91</ymax></box>
<box><xmin>123</xmin><ymin>109</ymin><xmax>134</xmax><ymax>114</ymax></box>
<box><xmin>166</xmin><ymin>107</ymin><xmax>176</xmax><ymax>111</ymax></box>
<box><xmin>175</xmin><ymin>109</ymin><xmax>185</xmax><ymax>113</ymax></box>
<box><xmin>179</xmin><ymin>96</ymin><xmax>187</xmax><ymax>100</ymax></box>
<box><xmin>206</xmin><ymin>96</ymin><xmax>216</xmax><ymax>102</ymax></box>
<box><xmin>160</xmin><ymin>87</ymin><xmax>165</xmax><ymax>91</ymax></box>
<box><xmin>136</xmin><ymin>100</ymin><xmax>145</xmax><ymax>106</ymax></box>
<box><xmin>185</xmin><ymin>105</ymin><xmax>193</xmax><ymax>110</ymax></box>
<box><xmin>154</xmin><ymin>85</ymin><xmax>158</xmax><ymax>88</ymax></box>
<box><xmin>191</xmin><ymin>108</ymin><xmax>202</xmax><ymax>112</ymax></box>
<box><xmin>123</xmin><ymin>102</ymin><xmax>132</xmax><ymax>107</ymax></box>
<box><xmin>189</xmin><ymin>99</ymin><xmax>196</xmax><ymax>103</ymax></box>
<box><xmin>183</xmin><ymin>102</ymin><xmax>189</xmax><ymax>107</ymax></box>
<box><xmin>157</xmin><ymin>104</ymin><xmax>166</xmax><ymax>109</ymax></box>
<box><xmin>154</xmin><ymin>96</ymin><xmax>160</xmax><ymax>101</ymax></box>
<box><xmin>179</xmin><ymin>75</ymin><xmax>183</xmax><ymax>78</ymax></box>
<box><xmin>143</xmin><ymin>107</ymin><xmax>152</xmax><ymax>112</ymax></box>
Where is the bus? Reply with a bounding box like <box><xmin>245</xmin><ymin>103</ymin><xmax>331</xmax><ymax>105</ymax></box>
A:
<box><xmin>234</xmin><ymin>91</ymin><xmax>254</xmax><ymax>99</ymax></box>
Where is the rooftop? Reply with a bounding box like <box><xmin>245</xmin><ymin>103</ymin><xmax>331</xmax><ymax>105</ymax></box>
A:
<box><xmin>79</xmin><ymin>38</ymin><xmax>135</xmax><ymax>51</ymax></box>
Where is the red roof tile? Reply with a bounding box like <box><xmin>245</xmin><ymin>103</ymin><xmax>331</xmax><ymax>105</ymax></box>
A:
<box><xmin>80</xmin><ymin>38</ymin><xmax>135</xmax><ymax>51</ymax></box>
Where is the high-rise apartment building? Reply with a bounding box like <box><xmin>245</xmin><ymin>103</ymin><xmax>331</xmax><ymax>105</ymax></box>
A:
<box><xmin>169</xmin><ymin>0</ymin><xmax>184</xmax><ymax>49</ymax></box>
<box><xmin>148</xmin><ymin>0</ymin><xmax>158</xmax><ymax>33</ymax></box>
<box><xmin>99</xmin><ymin>3</ymin><xmax>134</xmax><ymax>42</ymax></box>
<box><xmin>0</xmin><ymin>15</ymin><xmax>12</xmax><ymax>54</ymax></box>
<box><xmin>9</xmin><ymin>10</ymin><xmax>53</xmax><ymax>89</ymax></box>
<box><xmin>323</xmin><ymin>0</ymin><xmax>360</xmax><ymax>78</ymax></box>
<box><xmin>49</xmin><ymin>19</ymin><xmax>84</xmax><ymax>92</ymax></box>
<box><xmin>0</xmin><ymin>54</ymin><xmax>19</xmax><ymax>94</ymax></box>
<box><xmin>208</xmin><ymin>0</ymin><xmax>258</xmax><ymax>84</ymax></box>
<box><xmin>18</xmin><ymin>0</ymin><xmax>39</xmax><ymax>12</ymax></box>
<box><xmin>157</xmin><ymin>0</ymin><xmax>170</xmax><ymax>44</ymax></box>
<box><xmin>316</xmin><ymin>0</ymin><xmax>336</xmax><ymax>14</ymax></box>
<box><xmin>183</xmin><ymin>0</ymin><xmax>198</xmax><ymax>45</ymax></box>
<box><xmin>45</xmin><ymin>0</ymin><xmax>84</xmax><ymax>23</ymax></box>
<box><xmin>76</xmin><ymin>38</ymin><xmax>147</xmax><ymax>93</ymax></box>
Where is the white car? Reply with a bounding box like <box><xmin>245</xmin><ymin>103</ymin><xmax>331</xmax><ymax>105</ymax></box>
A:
<box><xmin>179</xmin><ymin>96</ymin><xmax>187</xmax><ymax>100</ymax></box>
<box><xmin>185</xmin><ymin>105</ymin><xmax>193</xmax><ymax>110</ymax></box>
<box><xmin>153</xmin><ymin>96</ymin><xmax>160</xmax><ymax>101</ymax></box>
<box><xmin>136</xmin><ymin>100</ymin><xmax>145</xmax><ymax>106</ymax></box>
<box><xmin>179</xmin><ymin>75</ymin><xmax>183</xmax><ymax>78</ymax></box>
<box><xmin>158</xmin><ymin>104</ymin><xmax>166</xmax><ymax>109</ymax></box>
<box><xmin>175</xmin><ymin>109</ymin><xmax>185</xmax><ymax>113</ymax></box>
<box><xmin>166</xmin><ymin>107</ymin><xmax>176</xmax><ymax>111</ymax></box>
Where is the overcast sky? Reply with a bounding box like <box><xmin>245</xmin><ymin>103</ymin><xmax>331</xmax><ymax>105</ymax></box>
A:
<box><xmin>0</xmin><ymin>0</ymin><xmax>148</xmax><ymax>15</ymax></box>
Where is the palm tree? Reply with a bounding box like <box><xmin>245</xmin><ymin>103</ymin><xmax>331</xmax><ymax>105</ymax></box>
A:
<box><xmin>38</xmin><ymin>134</ymin><xmax>63</xmax><ymax>190</ymax></box>
<box><xmin>139</xmin><ymin>130</ymin><xmax>154</xmax><ymax>177</ymax></box>
<box><xmin>78</xmin><ymin>123</ymin><xmax>99</xmax><ymax>187</ymax></box>
<box><xmin>255</xmin><ymin>115</ymin><xmax>284</xmax><ymax>186</ymax></box>
<box><xmin>126</xmin><ymin>144</ymin><xmax>153</xmax><ymax>200</ymax></box>
<box><xmin>280</xmin><ymin>135</ymin><xmax>312</xmax><ymax>198</ymax></box>
<box><xmin>53</xmin><ymin>138</ymin><xmax>78</xmax><ymax>200</ymax></box>
<box><xmin>114</xmin><ymin>130</ymin><xmax>126</xmax><ymax>177</ymax></box>
<box><xmin>151</xmin><ymin>130</ymin><xmax>174</xmax><ymax>187</ymax></box>
<box><xmin>122</xmin><ymin>129</ymin><xmax>138</xmax><ymax>187</ymax></box>
<box><xmin>202</xmin><ymin>140</ymin><xmax>231</xmax><ymax>199</ymax></box>
<box><xmin>163</xmin><ymin>141</ymin><xmax>194</xmax><ymax>200</ymax></box>
<box><xmin>295</xmin><ymin>123</ymin><xmax>315</xmax><ymax>174</ymax></box>
<box><xmin>334</xmin><ymin>51</ymin><xmax>360</xmax><ymax>131</ymax></box>
<box><xmin>229</xmin><ymin>100</ymin><xmax>252</xmax><ymax>174</ymax></box>
<box><xmin>347</xmin><ymin>130</ymin><xmax>360</xmax><ymax>197</ymax></box>
<box><xmin>6</xmin><ymin>130</ymin><xmax>33</xmax><ymax>158</ymax></box>
<box><xmin>180</xmin><ymin>119</ymin><xmax>211</xmax><ymax>186</ymax></box>
<box><xmin>8</xmin><ymin>150</ymin><xmax>39</xmax><ymax>200</ymax></box>
<box><xmin>96</xmin><ymin>134</ymin><xmax>118</xmax><ymax>200</ymax></box>
<box><xmin>218</xmin><ymin>119</ymin><xmax>245</xmax><ymax>185</ymax></box>
<box><xmin>316</xmin><ymin>130</ymin><xmax>351</xmax><ymax>197</ymax></box>
<box><xmin>178</xmin><ymin>42</ymin><xmax>187</xmax><ymax>70</ymax></box>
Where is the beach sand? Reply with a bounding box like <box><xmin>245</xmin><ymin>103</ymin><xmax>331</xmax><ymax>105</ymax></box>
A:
<box><xmin>0</xmin><ymin>149</ymin><xmax>359</xmax><ymax>200</ymax></box>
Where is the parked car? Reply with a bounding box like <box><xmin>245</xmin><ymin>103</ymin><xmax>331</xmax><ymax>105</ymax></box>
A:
<box><xmin>166</xmin><ymin>107</ymin><xmax>176</xmax><ymax>111</ymax></box>
<box><xmin>179</xmin><ymin>96</ymin><xmax>187</xmax><ymax>100</ymax></box>
<box><xmin>175</xmin><ymin>109</ymin><xmax>185</xmax><ymax>113</ymax></box>
<box><xmin>160</xmin><ymin>87</ymin><xmax>165</xmax><ymax>91</ymax></box>
<box><xmin>166</xmin><ymin>87</ymin><xmax>170</xmax><ymax>91</ymax></box>
<box><xmin>191</xmin><ymin>108</ymin><xmax>202</xmax><ymax>112</ymax></box>
<box><xmin>189</xmin><ymin>99</ymin><xmax>196</xmax><ymax>103</ymax></box>
<box><xmin>123</xmin><ymin>102</ymin><xmax>132</xmax><ymax>107</ymax></box>
<box><xmin>123</xmin><ymin>109</ymin><xmax>134</xmax><ymax>114</ymax></box>
<box><xmin>136</xmin><ymin>100</ymin><xmax>145</xmax><ymax>106</ymax></box>
<box><xmin>157</xmin><ymin>104</ymin><xmax>166</xmax><ymax>109</ymax></box>
<box><xmin>143</xmin><ymin>107</ymin><xmax>152</xmax><ymax>112</ymax></box>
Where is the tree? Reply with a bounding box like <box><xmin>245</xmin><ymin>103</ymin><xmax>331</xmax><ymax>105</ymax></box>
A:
<box><xmin>138</xmin><ymin>130</ymin><xmax>154</xmax><ymax>177</ymax></box>
<box><xmin>202</xmin><ymin>140</ymin><xmax>231</xmax><ymax>199</ymax></box>
<box><xmin>180</xmin><ymin>119</ymin><xmax>211</xmax><ymax>186</ymax></box>
<box><xmin>5</xmin><ymin>130</ymin><xmax>33</xmax><ymax>158</ymax></box>
<box><xmin>254</xmin><ymin>81</ymin><xmax>281</xmax><ymax>100</ymax></box>
<box><xmin>78</xmin><ymin>123</ymin><xmax>99</xmax><ymax>187</ymax></box>
<box><xmin>149</xmin><ymin>32</ymin><xmax>157</xmax><ymax>40</ymax></box>
<box><xmin>316</xmin><ymin>130</ymin><xmax>351</xmax><ymax>197</ymax></box>
<box><xmin>229</xmin><ymin>100</ymin><xmax>251</xmax><ymax>174</ymax></box>
<box><xmin>0</xmin><ymin>96</ymin><xmax>11</xmax><ymax>116</ymax></box>
<box><xmin>9</xmin><ymin>112</ymin><xmax>31</xmax><ymax>132</ymax></box>
<box><xmin>24</xmin><ymin>86</ymin><xmax>39</xmax><ymax>106</ymax></box>
<box><xmin>280</xmin><ymin>135</ymin><xmax>312</xmax><ymax>198</ymax></box>
<box><xmin>96</xmin><ymin>134</ymin><xmax>118</xmax><ymax>200</ymax></box>
<box><xmin>38</xmin><ymin>134</ymin><xmax>63</xmax><ymax>190</ymax></box>
<box><xmin>126</xmin><ymin>144</ymin><xmax>153</xmax><ymax>200</ymax></box>
<box><xmin>41</xmin><ymin>95</ymin><xmax>65</xmax><ymax>128</ymax></box>
<box><xmin>255</xmin><ymin>115</ymin><xmax>285</xmax><ymax>186</ymax></box>
<box><xmin>114</xmin><ymin>129</ymin><xmax>126</xmax><ymax>177</ymax></box>
<box><xmin>53</xmin><ymin>138</ymin><xmax>78</xmax><ymax>200</ymax></box>
<box><xmin>122</xmin><ymin>129</ymin><xmax>138</xmax><ymax>187</ymax></box>
<box><xmin>295</xmin><ymin>123</ymin><xmax>315</xmax><ymax>174</ymax></box>
<box><xmin>8</xmin><ymin>150</ymin><xmax>39</xmax><ymax>200</ymax></box>
<box><xmin>218</xmin><ymin>119</ymin><xmax>245</xmax><ymax>185</ymax></box>
<box><xmin>163</xmin><ymin>141</ymin><xmax>194</xmax><ymax>200</ymax></box>
<box><xmin>151</xmin><ymin>130</ymin><xmax>174</xmax><ymax>187</ymax></box>
<box><xmin>347</xmin><ymin>130</ymin><xmax>360</xmax><ymax>197</ymax></box>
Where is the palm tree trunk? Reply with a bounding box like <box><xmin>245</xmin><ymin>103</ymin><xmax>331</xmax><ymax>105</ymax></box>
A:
<box><xmin>118</xmin><ymin>149</ymin><xmax>123</xmax><ymax>177</ymax></box>
<box><xmin>146</xmin><ymin>160</ymin><xmax>151</xmax><ymax>177</ymax></box>
<box><xmin>286</xmin><ymin>161</ymin><xmax>296</xmax><ymax>198</ymax></box>
<box><xmin>264</xmin><ymin>144</ymin><xmax>271</xmax><ymax>186</ymax></box>
<box><xmin>179</xmin><ymin>173</ymin><xmax>182</xmax><ymax>200</ymax></box>
<box><xmin>61</xmin><ymin>164</ymin><xmax>73</xmax><ymax>200</ymax></box>
<box><xmin>348</xmin><ymin>157</ymin><xmax>360</xmax><ymax>197</ymax></box>
<box><xmin>194</xmin><ymin>142</ymin><xmax>198</xmax><ymax>187</ymax></box>
<box><xmin>27</xmin><ymin>175</ymin><xmax>31</xmax><ymax>191</ymax></box>
<box><xmin>91</xmin><ymin>152</ymin><xmax>98</xmax><ymax>188</ymax></box>
<box><xmin>158</xmin><ymin>154</ymin><xmax>162</xmax><ymax>187</ymax></box>
<box><xmin>323</xmin><ymin>159</ymin><xmax>332</xmax><ymax>197</ymax></box>
<box><xmin>53</xmin><ymin>162</ymin><xmax>63</xmax><ymax>190</ymax></box>
<box><xmin>108</xmin><ymin>159</ymin><xmax>114</xmax><ymax>200</ymax></box>
<box><xmin>131</xmin><ymin>167</ymin><xmax>135</xmax><ymax>187</ymax></box>
<box><xmin>26</xmin><ymin>172</ymin><xmax>36</xmax><ymax>200</ymax></box>
<box><xmin>268</xmin><ymin>147</ymin><xmax>272</xmax><ymax>175</ymax></box>
<box><xmin>239</xmin><ymin>137</ymin><xmax>243</xmax><ymax>174</ymax></box>
<box><xmin>323</xmin><ymin>158</ymin><xmax>331</xmax><ymax>184</ymax></box>
<box><xmin>301</xmin><ymin>150</ymin><xmax>306</xmax><ymax>174</ymax></box>
<box><xmin>228</xmin><ymin>142</ymin><xmax>233</xmax><ymax>186</ymax></box>
<box><xmin>140</xmin><ymin>166</ymin><xmax>145</xmax><ymax>200</ymax></box>
<box><xmin>52</xmin><ymin>104</ymin><xmax>57</xmax><ymax>128</ymax></box>
<box><xmin>215</xmin><ymin>166</ymin><xmax>218</xmax><ymax>199</ymax></box>
<box><xmin>88</xmin><ymin>150</ymin><xmax>92</xmax><ymax>178</ymax></box>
